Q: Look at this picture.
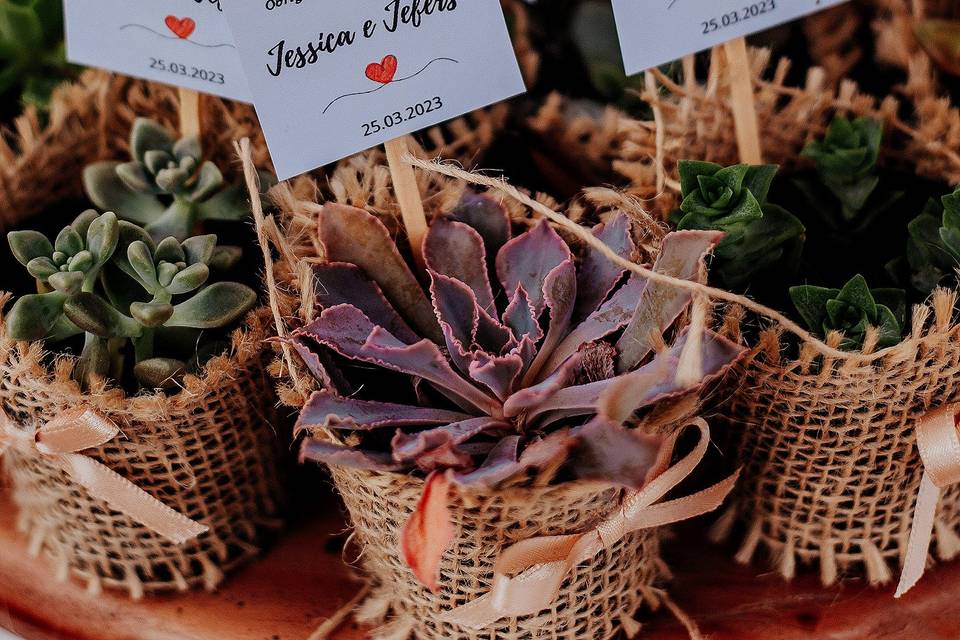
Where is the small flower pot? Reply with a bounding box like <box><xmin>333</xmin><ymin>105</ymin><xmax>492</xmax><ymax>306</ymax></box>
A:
<box><xmin>615</xmin><ymin>45</ymin><xmax>960</xmax><ymax>586</ymax></box>
<box><xmin>0</xmin><ymin>70</ymin><xmax>284</xmax><ymax>599</ymax></box>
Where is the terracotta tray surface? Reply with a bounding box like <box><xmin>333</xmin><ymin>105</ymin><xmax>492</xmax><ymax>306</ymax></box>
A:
<box><xmin>1</xmin><ymin>485</ymin><xmax>959</xmax><ymax>640</ymax></box>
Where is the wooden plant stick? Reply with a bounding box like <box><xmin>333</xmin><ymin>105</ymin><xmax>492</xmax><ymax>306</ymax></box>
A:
<box><xmin>721</xmin><ymin>37</ymin><xmax>763</xmax><ymax>164</ymax></box>
<box><xmin>178</xmin><ymin>87</ymin><xmax>202</xmax><ymax>139</ymax></box>
<box><xmin>384</xmin><ymin>136</ymin><xmax>428</xmax><ymax>270</ymax></box>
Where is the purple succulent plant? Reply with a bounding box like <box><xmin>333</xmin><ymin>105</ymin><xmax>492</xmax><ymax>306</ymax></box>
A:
<box><xmin>291</xmin><ymin>193</ymin><xmax>745</xmax><ymax>589</ymax></box>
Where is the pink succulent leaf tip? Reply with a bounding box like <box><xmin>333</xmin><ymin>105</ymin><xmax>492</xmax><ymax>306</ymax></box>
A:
<box><xmin>292</xmin><ymin>194</ymin><xmax>746</xmax><ymax>590</ymax></box>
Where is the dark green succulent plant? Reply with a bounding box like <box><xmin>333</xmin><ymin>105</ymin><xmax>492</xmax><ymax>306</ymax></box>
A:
<box><xmin>5</xmin><ymin>210</ymin><xmax>257</xmax><ymax>390</ymax></box>
<box><xmin>895</xmin><ymin>184</ymin><xmax>960</xmax><ymax>294</ymax></box>
<box><xmin>790</xmin><ymin>274</ymin><xmax>906</xmax><ymax>350</ymax></box>
<box><xmin>83</xmin><ymin>118</ymin><xmax>271</xmax><ymax>248</ymax></box>
<box><xmin>670</xmin><ymin>160</ymin><xmax>805</xmax><ymax>290</ymax></box>
<box><xmin>797</xmin><ymin>116</ymin><xmax>902</xmax><ymax>229</ymax></box>
<box><xmin>0</xmin><ymin>0</ymin><xmax>78</xmax><ymax>116</ymax></box>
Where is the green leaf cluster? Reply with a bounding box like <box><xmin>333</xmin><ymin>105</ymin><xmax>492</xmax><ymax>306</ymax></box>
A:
<box><xmin>83</xmin><ymin>118</ymin><xmax>274</xmax><ymax>245</ymax></box>
<box><xmin>5</xmin><ymin>210</ymin><xmax>256</xmax><ymax>390</ymax></box>
<box><xmin>0</xmin><ymin>0</ymin><xmax>77</xmax><ymax>114</ymax></box>
<box><xmin>799</xmin><ymin>117</ymin><xmax>901</xmax><ymax>227</ymax></box>
<box><xmin>899</xmin><ymin>184</ymin><xmax>960</xmax><ymax>294</ymax></box>
<box><xmin>671</xmin><ymin>160</ymin><xmax>805</xmax><ymax>290</ymax></box>
<box><xmin>790</xmin><ymin>274</ymin><xmax>905</xmax><ymax>351</ymax></box>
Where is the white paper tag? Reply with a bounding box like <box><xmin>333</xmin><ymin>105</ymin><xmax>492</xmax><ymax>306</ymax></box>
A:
<box><xmin>64</xmin><ymin>0</ymin><xmax>251</xmax><ymax>102</ymax></box>
<box><xmin>611</xmin><ymin>0</ymin><xmax>850</xmax><ymax>75</ymax></box>
<box><xmin>221</xmin><ymin>0</ymin><xmax>526</xmax><ymax>180</ymax></box>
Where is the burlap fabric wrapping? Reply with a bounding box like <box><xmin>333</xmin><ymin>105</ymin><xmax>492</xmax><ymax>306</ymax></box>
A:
<box><xmin>330</xmin><ymin>468</ymin><xmax>660</xmax><ymax>640</ymax></box>
<box><xmin>246</xmin><ymin>146</ymin><xmax>702</xmax><ymax>639</ymax></box>
<box><xmin>616</xmin><ymin>46</ymin><xmax>960</xmax><ymax>587</ymax></box>
<box><xmin>0</xmin><ymin>72</ymin><xmax>286</xmax><ymax>599</ymax></box>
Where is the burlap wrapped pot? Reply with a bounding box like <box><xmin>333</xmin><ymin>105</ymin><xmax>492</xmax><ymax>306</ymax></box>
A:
<box><xmin>0</xmin><ymin>71</ymin><xmax>285</xmax><ymax>599</ymax></box>
<box><xmin>330</xmin><ymin>467</ymin><xmax>661</xmax><ymax>640</ymax></box>
<box><xmin>0</xmin><ymin>304</ymin><xmax>284</xmax><ymax>599</ymax></box>
<box><xmin>616</xmin><ymin>46</ymin><xmax>960</xmax><ymax>586</ymax></box>
<box><xmin>246</xmin><ymin>144</ymin><xmax>704</xmax><ymax>638</ymax></box>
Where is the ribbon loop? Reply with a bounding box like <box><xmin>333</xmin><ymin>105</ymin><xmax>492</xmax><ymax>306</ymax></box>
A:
<box><xmin>35</xmin><ymin>407</ymin><xmax>120</xmax><ymax>454</ymax></box>
<box><xmin>1</xmin><ymin>407</ymin><xmax>208</xmax><ymax>546</ymax></box>
<box><xmin>896</xmin><ymin>403</ymin><xmax>960</xmax><ymax>598</ymax></box>
<box><xmin>440</xmin><ymin>419</ymin><xmax>738</xmax><ymax>628</ymax></box>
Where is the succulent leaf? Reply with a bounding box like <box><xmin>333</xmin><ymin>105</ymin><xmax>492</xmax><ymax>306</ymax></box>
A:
<box><xmin>4</xmin><ymin>291</ymin><xmax>67</xmax><ymax>341</ymax></box>
<box><xmin>130</xmin><ymin>301</ymin><xmax>175</xmax><ymax>328</ymax></box>
<box><xmin>63</xmin><ymin>292</ymin><xmax>141</xmax><ymax>338</ymax></box>
<box><xmin>318</xmin><ymin>203</ymin><xmax>441</xmax><ymax>342</ymax></box>
<box><xmin>8</xmin><ymin>230</ymin><xmax>53</xmax><ymax>265</ymax></box>
<box><xmin>133</xmin><ymin>357</ymin><xmax>187</xmax><ymax>389</ymax></box>
<box><xmin>166</xmin><ymin>282</ymin><xmax>256</xmax><ymax>329</ymax></box>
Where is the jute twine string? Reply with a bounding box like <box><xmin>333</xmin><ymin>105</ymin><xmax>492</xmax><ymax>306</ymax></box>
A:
<box><xmin>402</xmin><ymin>154</ymin><xmax>904</xmax><ymax>363</ymax></box>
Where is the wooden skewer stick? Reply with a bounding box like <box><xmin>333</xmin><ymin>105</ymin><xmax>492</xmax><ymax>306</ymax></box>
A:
<box><xmin>178</xmin><ymin>87</ymin><xmax>202</xmax><ymax>139</ymax></box>
<box><xmin>384</xmin><ymin>136</ymin><xmax>428</xmax><ymax>270</ymax></box>
<box><xmin>720</xmin><ymin>37</ymin><xmax>763</xmax><ymax>164</ymax></box>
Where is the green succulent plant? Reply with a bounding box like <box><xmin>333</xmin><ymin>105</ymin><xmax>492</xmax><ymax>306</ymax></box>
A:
<box><xmin>83</xmin><ymin>118</ymin><xmax>272</xmax><ymax>249</ymax></box>
<box><xmin>895</xmin><ymin>184</ymin><xmax>960</xmax><ymax>294</ymax></box>
<box><xmin>0</xmin><ymin>0</ymin><xmax>77</xmax><ymax>115</ymax></box>
<box><xmin>5</xmin><ymin>210</ymin><xmax>257</xmax><ymax>390</ymax></box>
<box><xmin>790</xmin><ymin>274</ymin><xmax>906</xmax><ymax>351</ymax></box>
<box><xmin>670</xmin><ymin>160</ymin><xmax>805</xmax><ymax>290</ymax></box>
<box><xmin>797</xmin><ymin>116</ymin><xmax>902</xmax><ymax>228</ymax></box>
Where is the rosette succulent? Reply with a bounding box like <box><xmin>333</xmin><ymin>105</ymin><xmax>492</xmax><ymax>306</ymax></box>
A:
<box><xmin>798</xmin><ymin>116</ymin><xmax>902</xmax><ymax>228</ymax></box>
<box><xmin>291</xmin><ymin>192</ymin><xmax>746</xmax><ymax>589</ymax></box>
<box><xmin>670</xmin><ymin>160</ymin><xmax>805</xmax><ymax>290</ymax></box>
<box><xmin>5</xmin><ymin>210</ymin><xmax>256</xmax><ymax>389</ymax></box>
<box><xmin>898</xmin><ymin>185</ymin><xmax>960</xmax><ymax>294</ymax></box>
<box><xmin>83</xmin><ymin>118</ymin><xmax>271</xmax><ymax>249</ymax></box>
<box><xmin>790</xmin><ymin>274</ymin><xmax>905</xmax><ymax>350</ymax></box>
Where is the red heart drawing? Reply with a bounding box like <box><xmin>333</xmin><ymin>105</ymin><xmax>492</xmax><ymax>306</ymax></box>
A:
<box><xmin>365</xmin><ymin>55</ymin><xmax>398</xmax><ymax>84</ymax></box>
<box><xmin>164</xmin><ymin>15</ymin><xmax>196</xmax><ymax>40</ymax></box>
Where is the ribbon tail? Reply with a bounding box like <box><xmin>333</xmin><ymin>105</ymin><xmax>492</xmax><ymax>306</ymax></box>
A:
<box><xmin>895</xmin><ymin>471</ymin><xmax>941</xmax><ymax>598</ymax></box>
<box><xmin>625</xmin><ymin>468</ymin><xmax>741</xmax><ymax>531</ymax></box>
<box><xmin>58</xmin><ymin>453</ymin><xmax>209</xmax><ymax>545</ymax></box>
<box><xmin>440</xmin><ymin>558</ymin><xmax>573</xmax><ymax>629</ymax></box>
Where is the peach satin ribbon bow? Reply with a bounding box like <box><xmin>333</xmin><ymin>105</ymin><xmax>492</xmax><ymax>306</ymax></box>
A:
<box><xmin>0</xmin><ymin>407</ymin><xmax>208</xmax><ymax>545</ymax></box>
<box><xmin>440</xmin><ymin>418</ymin><xmax>740</xmax><ymax>629</ymax></box>
<box><xmin>896</xmin><ymin>404</ymin><xmax>960</xmax><ymax>597</ymax></box>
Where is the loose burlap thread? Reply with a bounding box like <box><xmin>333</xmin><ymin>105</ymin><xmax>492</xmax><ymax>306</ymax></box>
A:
<box><xmin>614</xmin><ymin>45</ymin><xmax>960</xmax><ymax>585</ymax></box>
<box><xmin>0</xmin><ymin>72</ymin><xmax>285</xmax><ymax>598</ymax></box>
